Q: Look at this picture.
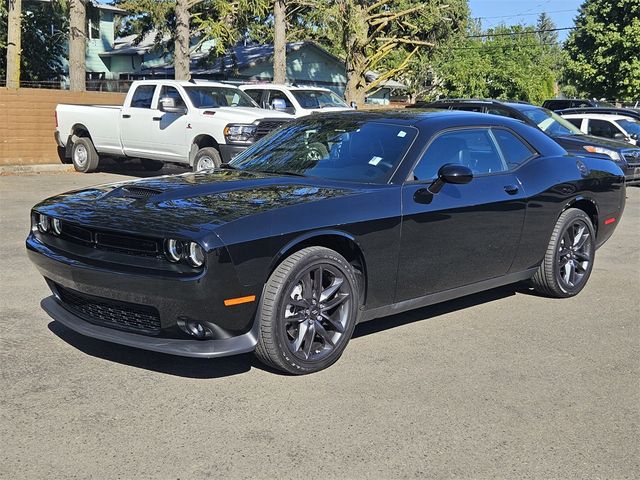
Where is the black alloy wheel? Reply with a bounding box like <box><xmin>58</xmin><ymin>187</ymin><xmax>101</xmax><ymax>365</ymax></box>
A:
<box><xmin>255</xmin><ymin>247</ymin><xmax>359</xmax><ymax>374</ymax></box>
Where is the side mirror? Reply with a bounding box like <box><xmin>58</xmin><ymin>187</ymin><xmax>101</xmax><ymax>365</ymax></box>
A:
<box><xmin>613</xmin><ymin>132</ymin><xmax>627</xmax><ymax>141</ymax></box>
<box><xmin>428</xmin><ymin>163</ymin><xmax>473</xmax><ymax>194</ymax></box>
<box><xmin>159</xmin><ymin>96</ymin><xmax>186</xmax><ymax>115</ymax></box>
<box><xmin>271</xmin><ymin>98</ymin><xmax>287</xmax><ymax>111</ymax></box>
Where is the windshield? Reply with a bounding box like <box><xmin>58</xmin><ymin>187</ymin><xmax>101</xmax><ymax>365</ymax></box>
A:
<box><xmin>229</xmin><ymin>118</ymin><xmax>417</xmax><ymax>183</ymax></box>
<box><xmin>184</xmin><ymin>86</ymin><xmax>257</xmax><ymax>108</ymax></box>
<box><xmin>618</xmin><ymin>119</ymin><xmax>640</xmax><ymax>136</ymax></box>
<box><xmin>522</xmin><ymin>107</ymin><xmax>583</xmax><ymax>136</ymax></box>
<box><xmin>291</xmin><ymin>90</ymin><xmax>349</xmax><ymax>109</ymax></box>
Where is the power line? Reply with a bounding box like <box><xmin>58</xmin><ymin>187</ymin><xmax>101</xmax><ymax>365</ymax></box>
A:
<box><xmin>472</xmin><ymin>9</ymin><xmax>575</xmax><ymax>20</ymax></box>
<box><xmin>466</xmin><ymin>27</ymin><xmax>574</xmax><ymax>38</ymax></box>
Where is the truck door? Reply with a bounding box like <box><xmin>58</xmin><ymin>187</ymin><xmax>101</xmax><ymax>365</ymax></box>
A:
<box><xmin>120</xmin><ymin>84</ymin><xmax>158</xmax><ymax>157</ymax></box>
<box><xmin>151</xmin><ymin>85</ymin><xmax>190</xmax><ymax>162</ymax></box>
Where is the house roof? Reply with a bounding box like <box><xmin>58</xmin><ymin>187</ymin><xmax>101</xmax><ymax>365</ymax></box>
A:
<box><xmin>30</xmin><ymin>0</ymin><xmax>126</xmax><ymax>14</ymax></box>
<box><xmin>139</xmin><ymin>41</ymin><xmax>406</xmax><ymax>90</ymax></box>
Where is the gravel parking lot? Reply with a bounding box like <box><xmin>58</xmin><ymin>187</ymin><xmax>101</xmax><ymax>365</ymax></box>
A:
<box><xmin>1</xmin><ymin>168</ymin><xmax>638</xmax><ymax>479</ymax></box>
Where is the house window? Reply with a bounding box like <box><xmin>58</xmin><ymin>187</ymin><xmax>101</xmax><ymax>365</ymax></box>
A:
<box><xmin>88</xmin><ymin>12</ymin><xmax>101</xmax><ymax>40</ymax></box>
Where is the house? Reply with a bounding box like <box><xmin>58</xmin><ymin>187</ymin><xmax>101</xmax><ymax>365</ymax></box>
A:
<box><xmin>139</xmin><ymin>41</ymin><xmax>406</xmax><ymax>104</ymax></box>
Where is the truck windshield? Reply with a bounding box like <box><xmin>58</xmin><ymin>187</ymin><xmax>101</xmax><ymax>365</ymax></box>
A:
<box><xmin>291</xmin><ymin>90</ymin><xmax>349</xmax><ymax>109</ymax></box>
<box><xmin>618</xmin><ymin>119</ymin><xmax>640</xmax><ymax>136</ymax></box>
<box><xmin>229</xmin><ymin>118</ymin><xmax>417</xmax><ymax>184</ymax></box>
<box><xmin>184</xmin><ymin>86</ymin><xmax>258</xmax><ymax>108</ymax></box>
<box><xmin>522</xmin><ymin>107</ymin><xmax>583</xmax><ymax>136</ymax></box>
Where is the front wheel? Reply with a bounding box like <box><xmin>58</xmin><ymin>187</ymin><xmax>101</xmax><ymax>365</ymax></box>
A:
<box><xmin>193</xmin><ymin>147</ymin><xmax>221</xmax><ymax>172</ymax></box>
<box><xmin>254</xmin><ymin>247</ymin><xmax>360</xmax><ymax>374</ymax></box>
<box><xmin>71</xmin><ymin>137</ymin><xmax>99</xmax><ymax>173</ymax></box>
<box><xmin>530</xmin><ymin>208</ymin><xmax>596</xmax><ymax>298</ymax></box>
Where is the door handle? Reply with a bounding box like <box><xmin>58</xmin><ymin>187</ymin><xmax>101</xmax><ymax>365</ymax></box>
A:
<box><xmin>122</xmin><ymin>114</ymin><xmax>131</xmax><ymax>119</ymax></box>
<box><xmin>152</xmin><ymin>116</ymin><xmax>162</xmax><ymax>121</ymax></box>
<box><xmin>504</xmin><ymin>185</ymin><xmax>519</xmax><ymax>195</ymax></box>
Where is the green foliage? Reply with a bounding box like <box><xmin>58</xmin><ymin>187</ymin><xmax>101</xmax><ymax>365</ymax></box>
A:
<box><xmin>0</xmin><ymin>1</ymin><xmax>67</xmax><ymax>82</ymax></box>
<box><xmin>563</xmin><ymin>0</ymin><xmax>640</xmax><ymax>100</ymax></box>
<box><xmin>432</xmin><ymin>25</ymin><xmax>558</xmax><ymax>104</ymax></box>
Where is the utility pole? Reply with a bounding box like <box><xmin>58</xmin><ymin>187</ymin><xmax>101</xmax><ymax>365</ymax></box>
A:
<box><xmin>6</xmin><ymin>0</ymin><xmax>22</xmax><ymax>89</ymax></box>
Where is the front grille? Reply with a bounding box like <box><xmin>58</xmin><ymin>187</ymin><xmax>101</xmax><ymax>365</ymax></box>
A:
<box><xmin>55</xmin><ymin>284</ymin><xmax>161</xmax><ymax>334</ymax></box>
<box><xmin>622</xmin><ymin>150</ymin><xmax>640</xmax><ymax>166</ymax></box>
<box><xmin>254</xmin><ymin>118</ymin><xmax>290</xmax><ymax>139</ymax></box>
<box><xmin>59</xmin><ymin>221</ymin><xmax>161</xmax><ymax>257</ymax></box>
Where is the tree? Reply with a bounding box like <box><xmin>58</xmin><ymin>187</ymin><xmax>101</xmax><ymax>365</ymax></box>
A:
<box><xmin>69</xmin><ymin>0</ymin><xmax>86</xmax><ymax>91</ymax></box>
<box><xmin>536</xmin><ymin>12</ymin><xmax>558</xmax><ymax>45</ymax></box>
<box><xmin>1</xmin><ymin>1</ymin><xmax>67</xmax><ymax>84</ymax></box>
<box><xmin>175</xmin><ymin>0</ymin><xmax>191</xmax><ymax>80</ymax></box>
<box><xmin>272</xmin><ymin>0</ymin><xmax>286</xmax><ymax>83</ymax></box>
<box><xmin>563</xmin><ymin>0</ymin><xmax>640</xmax><ymax>100</ymax></box>
<box><xmin>5</xmin><ymin>0</ymin><xmax>22</xmax><ymax>88</ymax></box>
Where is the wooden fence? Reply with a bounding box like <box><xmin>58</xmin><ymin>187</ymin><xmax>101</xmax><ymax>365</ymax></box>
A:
<box><xmin>0</xmin><ymin>88</ymin><xmax>125</xmax><ymax>166</ymax></box>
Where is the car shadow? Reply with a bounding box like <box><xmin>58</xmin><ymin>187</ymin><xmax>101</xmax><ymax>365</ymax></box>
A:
<box><xmin>46</xmin><ymin>284</ymin><xmax>521</xmax><ymax>379</ymax></box>
<box><xmin>95</xmin><ymin>158</ymin><xmax>189</xmax><ymax>179</ymax></box>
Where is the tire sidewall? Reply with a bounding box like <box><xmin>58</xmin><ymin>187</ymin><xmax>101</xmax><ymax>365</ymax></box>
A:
<box><xmin>268</xmin><ymin>250</ymin><xmax>359</xmax><ymax>374</ymax></box>
<box><xmin>193</xmin><ymin>147</ymin><xmax>221</xmax><ymax>172</ymax></box>
<box><xmin>553</xmin><ymin>209</ymin><xmax>596</xmax><ymax>296</ymax></box>
<box><xmin>71</xmin><ymin>138</ymin><xmax>98</xmax><ymax>173</ymax></box>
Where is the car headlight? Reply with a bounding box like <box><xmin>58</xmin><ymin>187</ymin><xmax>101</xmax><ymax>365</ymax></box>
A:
<box><xmin>224</xmin><ymin>123</ymin><xmax>257</xmax><ymax>144</ymax></box>
<box><xmin>187</xmin><ymin>242</ymin><xmax>205</xmax><ymax>267</ymax></box>
<box><xmin>583</xmin><ymin>145</ymin><xmax>622</xmax><ymax>162</ymax></box>
<box><xmin>164</xmin><ymin>239</ymin><xmax>205</xmax><ymax>267</ymax></box>
<box><xmin>164</xmin><ymin>239</ymin><xmax>184</xmax><ymax>262</ymax></box>
<box><xmin>51</xmin><ymin>218</ymin><xmax>62</xmax><ymax>235</ymax></box>
<box><xmin>37</xmin><ymin>214</ymin><xmax>50</xmax><ymax>233</ymax></box>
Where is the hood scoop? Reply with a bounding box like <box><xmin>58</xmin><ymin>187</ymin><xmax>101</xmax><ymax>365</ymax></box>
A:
<box><xmin>102</xmin><ymin>185</ymin><xmax>164</xmax><ymax>201</ymax></box>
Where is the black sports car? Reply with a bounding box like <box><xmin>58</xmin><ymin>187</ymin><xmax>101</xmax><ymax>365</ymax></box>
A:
<box><xmin>27</xmin><ymin>111</ymin><xmax>626</xmax><ymax>374</ymax></box>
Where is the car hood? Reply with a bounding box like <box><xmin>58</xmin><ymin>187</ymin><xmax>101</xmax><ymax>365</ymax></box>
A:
<box><xmin>198</xmin><ymin>106</ymin><xmax>293</xmax><ymax>121</ymax></box>
<box><xmin>553</xmin><ymin>133</ymin><xmax>633</xmax><ymax>152</ymax></box>
<box><xmin>33</xmin><ymin>170</ymin><xmax>359</xmax><ymax>238</ymax></box>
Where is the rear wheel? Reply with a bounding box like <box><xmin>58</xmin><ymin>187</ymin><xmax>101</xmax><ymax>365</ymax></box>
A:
<box><xmin>193</xmin><ymin>147</ymin><xmax>221</xmax><ymax>172</ymax></box>
<box><xmin>71</xmin><ymin>137</ymin><xmax>99</xmax><ymax>173</ymax></box>
<box><xmin>254</xmin><ymin>247</ymin><xmax>359</xmax><ymax>374</ymax></box>
<box><xmin>530</xmin><ymin>208</ymin><xmax>595</xmax><ymax>298</ymax></box>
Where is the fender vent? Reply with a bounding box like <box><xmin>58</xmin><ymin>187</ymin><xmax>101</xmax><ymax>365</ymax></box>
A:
<box><xmin>121</xmin><ymin>186</ymin><xmax>164</xmax><ymax>199</ymax></box>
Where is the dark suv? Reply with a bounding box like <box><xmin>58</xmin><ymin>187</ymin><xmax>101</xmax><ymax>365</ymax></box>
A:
<box><xmin>542</xmin><ymin>99</ymin><xmax>614</xmax><ymax>110</ymax></box>
<box><xmin>413</xmin><ymin>99</ymin><xmax>640</xmax><ymax>183</ymax></box>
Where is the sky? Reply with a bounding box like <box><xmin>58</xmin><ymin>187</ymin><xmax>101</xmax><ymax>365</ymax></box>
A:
<box><xmin>469</xmin><ymin>0</ymin><xmax>584</xmax><ymax>41</ymax></box>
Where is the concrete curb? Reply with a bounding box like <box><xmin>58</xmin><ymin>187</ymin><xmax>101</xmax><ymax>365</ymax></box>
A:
<box><xmin>0</xmin><ymin>164</ymin><xmax>75</xmax><ymax>175</ymax></box>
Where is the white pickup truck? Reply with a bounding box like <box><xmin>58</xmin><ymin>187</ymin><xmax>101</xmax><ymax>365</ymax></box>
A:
<box><xmin>55</xmin><ymin>80</ymin><xmax>293</xmax><ymax>173</ymax></box>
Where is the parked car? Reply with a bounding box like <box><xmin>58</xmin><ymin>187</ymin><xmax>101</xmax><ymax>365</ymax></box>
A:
<box><xmin>417</xmin><ymin>99</ymin><xmax>640</xmax><ymax>184</ymax></box>
<box><xmin>28</xmin><ymin>110</ymin><xmax>625</xmax><ymax>374</ymax></box>
<box><xmin>556</xmin><ymin>107</ymin><xmax>640</xmax><ymax>121</ymax></box>
<box><xmin>55</xmin><ymin>80</ymin><xmax>293</xmax><ymax>173</ymax></box>
<box><xmin>541</xmin><ymin>98</ymin><xmax>614</xmax><ymax>110</ymax></box>
<box><xmin>559</xmin><ymin>113</ymin><xmax>640</xmax><ymax>146</ymax></box>
<box><xmin>239</xmin><ymin>83</ymin><xmax>353</xmax><ymax>117</ymax></box>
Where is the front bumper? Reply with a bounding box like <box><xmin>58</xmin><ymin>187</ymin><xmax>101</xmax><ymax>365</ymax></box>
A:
<box><xmin>27</xmin><ymin>234</ymin><xmax>260</xmax><ymax>358</ymax></box>
<box><xmin>219</xmin><ymin>144</ymin><xmax>248</xmax><ymax>163</ymax></box>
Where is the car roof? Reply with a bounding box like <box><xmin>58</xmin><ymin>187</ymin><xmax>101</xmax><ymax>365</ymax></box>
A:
<box><xmin>561</xmin><ymin>113</ymin><xmax>635</xmax><ymax>121</ymax></box>
<box><xmin>240</xmin><ymin>83</ymin><xmax>334</xmax><ymax>92</ymax></box>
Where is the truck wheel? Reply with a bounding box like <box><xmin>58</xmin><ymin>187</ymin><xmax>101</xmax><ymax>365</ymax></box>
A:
<box><xmin>193</xmin><ymin>147</ymin><xmax>221</xmax><ymax>172</ymax></box>
<box><xmin>141</xmin><ymin>159</ymin><xmax>164</xmax><ymax>171</ymax></box>
<box><xmin>71</xmin><ymin>137</ymin><xmax>99</xmax><ymax>173</ymax></box>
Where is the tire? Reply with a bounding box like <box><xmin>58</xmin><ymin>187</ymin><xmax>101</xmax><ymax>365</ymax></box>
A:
<box><xmin>71</xmin><ymin>137</ymin><xmax>99</xmax><ymax>173</ymax></box>
<box><xmin>306</xmin><ymin>142</ymin><xmax>328</xmax><ymax>161</ymax></box>
<box><xmin>140</xmin><ymin>159</ymin><xmax>164</xmax><ymax>171</ymax></box>
<box><xmin>530</xmin><ymin>208</ymin><xmax>596</xmax><ymax>298</ymax></box>
<box><xmin>254</xmin><ymin>246</ymin><xmax>360</xmax><ymax>374</ymax></box>
<box><xmin>193</xmin><ymin>147</ymin><xmax>221</xmax><ymax>172</ymax></box>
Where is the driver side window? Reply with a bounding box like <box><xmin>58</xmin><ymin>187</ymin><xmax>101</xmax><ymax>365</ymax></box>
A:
<box><xmin>412</xmin><ymin>128</ymin><xmax>507</xmax><ymax>181</ymax></box>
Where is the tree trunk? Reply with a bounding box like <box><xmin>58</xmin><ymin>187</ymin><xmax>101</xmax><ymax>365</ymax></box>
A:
<box><xmin>6</xmin><ymin>0</ymin><xmax>22</xmax><ymax>89</ymax></box>
<box><xmin>342</xmin><ymin>1</ymin><xmax>368</xmax><ymax>106</ymax></box>
<box><xmin>69</xmin><ymin>0</ymin><xmax>86</xmax><ymax>92</ymax></box>
<box><xmin>273</xmin><ymin>0</ymin><xmax>286</xmax><ymax>84</ymax></box>
<box><xmin>174</xmin><ymin>0</ymin><xmax>191</xmax><ymax>81</ymax></box>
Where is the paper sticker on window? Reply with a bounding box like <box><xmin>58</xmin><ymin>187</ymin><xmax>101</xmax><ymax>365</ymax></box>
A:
<box><xmin>369</xmin><ymin>156</ymin><xmax>382</xmax><ymax>166</ymax></box>
<box><xmin>397</xmin><ymin>130</ymin><xmax>407</xmax><ymax>138</ymax></box>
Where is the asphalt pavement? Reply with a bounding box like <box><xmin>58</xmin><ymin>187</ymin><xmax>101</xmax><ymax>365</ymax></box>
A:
<box><xmin>1</xmin><ymin>167</ymin><xmax>638</xmax><ymax>479</ymax></box>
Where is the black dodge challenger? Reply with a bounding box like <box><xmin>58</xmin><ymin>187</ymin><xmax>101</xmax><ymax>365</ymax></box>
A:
<box><xmin>27</xmin><ymin>111</ymin><xmax>626</xmax><ymax>374</ymax></box>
